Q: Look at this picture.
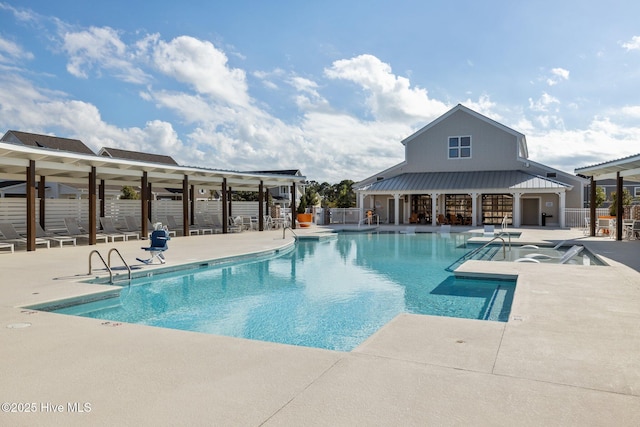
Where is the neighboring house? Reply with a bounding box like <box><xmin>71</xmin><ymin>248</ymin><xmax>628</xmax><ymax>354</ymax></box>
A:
<box><xmin>98</xmin><ymin>147</ymin><xmax>183</xmax><ymax>199</ymax></box>
<box><xmin>1</xmin><ymin>130</ymin><xmax>96</xmax><ymax>155</ymax></box>
<box><xmin>355</xmin><ymin>104</ymin><xmax>587</xmax><ymax>227</ymax></box>
<box><xmin>98</xmin><ymin>147</ymin><xmax>179</xmax><ymax>165</ymax></box>
<box><xmin>247</xmin><ymin>169</ymin><xmax>305</xmax><ymax>208</ymax></box>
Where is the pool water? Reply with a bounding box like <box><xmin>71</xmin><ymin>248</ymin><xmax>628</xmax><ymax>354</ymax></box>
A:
<box><xmin>53</xmin><ymin>232</ymin><xmax>515</xmax><ymax>351</ymax></box>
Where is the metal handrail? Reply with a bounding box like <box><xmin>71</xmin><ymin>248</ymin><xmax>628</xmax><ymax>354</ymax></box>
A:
<box><xmin>108</xmin><ymin>248</ymin><xmax>132</xmax><ymax>281</ymax></box>
<box><xmin>495</xmin><ymin>230</ymin><xmax>511</xmax><ymax>250</ymax></box>
<box><xmin>461</xmin><ymin>236</ymin><xmax>508</xmax><ymax>263</ymax></box>
<box><xmin>89</xmin><ymin>250</ymin><xmax>113</xmax><ymax>283</ymax></box>
<box><xmin>358</xmin><ymin>214</ymin><xmax>380</xmax><ymax>228</ymax></box>
<box><xmin>283</xmin><ymin>226</ymin><xmax>298</xmax><ymax>240</ymax></box>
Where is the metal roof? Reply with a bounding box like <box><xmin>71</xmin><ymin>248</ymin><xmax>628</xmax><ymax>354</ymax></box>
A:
<box><xmin>575</xmin><ymin>153</ymin><xmax>640</xmax><ymax>182</ymax></box>
<box><xmin>0</xmin><ymin>141</ymin><xmax>305</xmax><ymax>190</ymax></box>
<box><xmin>356</xmin><ymin>170</ymin><xmax>571</xmax><ymax>193</ymax></box>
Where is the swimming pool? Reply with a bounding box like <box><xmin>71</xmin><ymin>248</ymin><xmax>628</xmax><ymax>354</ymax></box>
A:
<box><xmin>51</xmin><ymin>232</ymin><xmax>516</xmax><ymax>351</ymax></box>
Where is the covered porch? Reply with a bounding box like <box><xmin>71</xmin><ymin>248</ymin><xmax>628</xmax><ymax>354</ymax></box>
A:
<box><xmin>355</xmin><ymin>171</ymin><xmax>571</xmax><ymax>228</ymax></box>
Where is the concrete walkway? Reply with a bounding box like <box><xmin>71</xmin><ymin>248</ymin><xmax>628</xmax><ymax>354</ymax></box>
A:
<box><xmin>1</xmin><ymin>226</ymin><xmax>639</xmax><ymax>426</ymax></box>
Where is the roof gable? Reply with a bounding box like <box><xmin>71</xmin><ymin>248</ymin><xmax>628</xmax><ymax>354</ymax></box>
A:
<box><xmin>401</xmin><ymin>104</ymin><xmax>528</xmax><ymax>158</ymax></box>
<box><xmin>1</xmin><ymin>130</ymin><xmax>95</xmax><ymax>155</ymax></box>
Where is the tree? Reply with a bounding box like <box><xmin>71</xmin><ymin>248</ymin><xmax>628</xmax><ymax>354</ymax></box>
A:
<box><xmin>594</xmin><ymin>186</ymin><xmax>606</xmax><ymax>208</ymax></box>
<box><xmin>298</xmin><ymin>186</ymin><xmax>319</xmax><ymax>213</ymax></box>
<box><xmin>120</xmin><ymin>186</ymin><xmax>139</xmax><ymax>200</ymax></box>
<box><xmin>609</xmin><ymin>188</ymin><xmax>633</xmax><ymax>216</ymax></box>
<box><xmin>334</xmin><ymin>180</ymin><xmax>356</xmax><ymax>208</ymax></box>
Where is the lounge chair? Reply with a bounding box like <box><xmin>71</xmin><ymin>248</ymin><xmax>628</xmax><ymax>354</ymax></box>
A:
<box><xmin>400</xmin><ymin>226</ymin><xmax>416</xmax><ymax>235</ymax></box>
<box><xmin>0</xmin><ymin>241</ymin><xmax>15</xmax><ymax>253</ymax></box>
<box><xmin>520</xmin><ymin>240</ymin><xmax>566</xmax><ymax>250</ymax></box>
<box><xmin>483</xmin><ymin>225</ymin><xmax>495</xmax><ymax>236</ymax></box>
<box><xmin>34</xmin><ymin>223</ymin><xmax>76</xmax><ymax>247</ymax></box>
<box><xmin>166</xmin><ymin>215</ymin><xmax>199</xmax><ymax>236</ymax></box>
<box><xmin>192</xmin><ymin>214</ymin><xmax>214</xmax><ymax>234</ymax></box>
<box><xmin>64</xmin><ymin>218</ymin><xmax>109</xmax><ymax>243</ymax></box>
<box><xmin>136</xmin><ymin>228</ymin><xmax>169</xmax><ymax>265</ymax></box>
<box><xmin>227</xmin><ymin>216</ymin><xmax>242</xmax><ymax>233</ymax></box>
<box><xmin>515</xmin><ymin>245</ymin><xmax>584</xmax><ymax>264</ymax></box>
<box><xmin>99</xmin><ymin>217</ymin><xmax>139</xmax><ymax>241</ymax></box>
<box><xmin>0</xmin><ymin>222</ymin><xmax>50</xmax><ymax>249</ymax></box>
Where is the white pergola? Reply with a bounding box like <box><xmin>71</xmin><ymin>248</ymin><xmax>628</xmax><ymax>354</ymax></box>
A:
<box><xmin>575</xmin><ymin>153</ymin><xmax>640</xmax><ymax>239</ymax></box>
<box><xmin>0</xmin><ymin>141</ymin><xmax>306</xmax><ymax>250</ymax></box>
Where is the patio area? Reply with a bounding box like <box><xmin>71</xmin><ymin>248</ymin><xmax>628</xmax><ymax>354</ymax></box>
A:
<box><xmin>1</xmin><ymin>226</ymin><xmax>639</xmax><ymax>425</ymax></box>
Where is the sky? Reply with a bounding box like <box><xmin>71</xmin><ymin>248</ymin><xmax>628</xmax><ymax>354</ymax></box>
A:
<box><xmin>1</xmin><ymin>1</ymin><xmax>640</xmax><ymax>183</ymax></box>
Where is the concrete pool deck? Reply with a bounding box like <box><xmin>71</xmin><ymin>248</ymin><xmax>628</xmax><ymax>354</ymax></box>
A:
<box><xmin>1</xmin><ymin>226</ymin><xmax>639</xmax><ymax>426</ymax></box>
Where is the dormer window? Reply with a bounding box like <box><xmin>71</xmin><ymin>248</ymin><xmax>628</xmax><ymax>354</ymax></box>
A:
<box><xmin>448</xmin><ymin>136</ymin><xmax>471</xmax><ymax>159</ymax></box>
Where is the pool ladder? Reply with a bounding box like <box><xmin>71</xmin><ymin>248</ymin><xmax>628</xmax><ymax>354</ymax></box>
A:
<box><xmin>89</xmin><ymin>248</ymin><xmax>131</xmax><ymax>284</ymax></box>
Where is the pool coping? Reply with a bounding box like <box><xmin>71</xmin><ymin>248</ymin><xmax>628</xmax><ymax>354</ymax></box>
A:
<box><xmin>2</xmin><ymin>226</ymin><xmax>640</xmax><ymax>425</ymax></box>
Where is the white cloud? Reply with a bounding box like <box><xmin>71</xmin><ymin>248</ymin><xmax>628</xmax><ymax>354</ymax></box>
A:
<box><xmin>527</xmin><ymin>116</ymin><xmax>640</xmax><ymax>173</ymax></box>
<box><xmin>62</xmin><ymin>26</ymin><xmax>149</xmax><ymax>84</ymax></box>
<box><xmin>622</xmin><ymin>35</ymin><xmax>640</xmax><ymax>51</ymax></box>
<box><xmin>0</xmin><ymin>35</ymin><xmax>33</xmax><ymax>64</ymax></box>
<box><xmin>324</xmin><ymin>54</ymin><xmax>448</xmax><ymax>122</ymax></box>
<box><xmin>148</xmin><ymin>36</ymin><xmax>250</xmax><ymax>107</ymax></box>
<box><xmin>528</xmin><ymin>92</ymin><xmax>560</xmax><ymax>112</ymax></box>
<box><xmin>546</xmin><ymin>67</ymin><xmax>569</xmax><ymax>86</ymax></box>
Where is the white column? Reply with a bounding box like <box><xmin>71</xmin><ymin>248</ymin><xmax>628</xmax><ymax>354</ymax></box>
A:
<box><xmin>393</xmin><ymin>193</ymin><xmax>400</xmax><ymax>225</ymax></box>
<box><xmin>430</xmin><ymin>193</ymin><xmax>438</xmax><ymax>226</ymax></box>
<box><xmin>558</xmin><ymin>191</ymin><xmax>566</xmax><ymax>228</ymax></box>
<box><xmin>513</xmin><ymin>192</ymin><xmax>522</xmax><ymax>227</ymax></box>
<box><xmin>359</xmin><ymin>193</ymin><xmax>365</xmax><ymax>222</ymax></box>
<box><xmin>471</xmin><ymin>192</ymin><xmax>478</xmax><ymax>227</ymax></box>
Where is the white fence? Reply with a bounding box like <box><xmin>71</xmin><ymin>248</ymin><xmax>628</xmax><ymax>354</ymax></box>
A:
<box><xmin>315</xmin><ymin>208</ymin><xmax>361</xmax><ymax>224</ymax></box>
<box><xmin>0</xmin><ymin>199</ymin><xmax>263</xmax><ymax>230</ymax></box>
<box><xmin>564</xmin><ymin>208</ymin><xmax>609</xmax><ymax>228</ymax></box>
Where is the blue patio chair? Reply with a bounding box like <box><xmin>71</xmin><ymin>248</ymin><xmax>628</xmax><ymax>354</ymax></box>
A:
<box><xmin>136</xmin><ymin>228</ymin><xmax>170</xmax><ymax>264</ymax></box>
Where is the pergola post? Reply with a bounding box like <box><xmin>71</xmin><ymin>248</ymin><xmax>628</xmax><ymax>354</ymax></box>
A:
<box><xmin>26</xmin><ymin>160</ymin><xmax>36</xmax><ymax>251</ymax></box>
<box><xmin>258</xmin><ymin>180</ymin><xmax>264</xmax><ymax>231</ymax></box>
<box><xmin>182</xmin><ymin>175</ymin><xmax>189</xmax><ymax>237</ymax></box>
<box><xmin>141</xmin><ymin>171</ymin><xmax>148</xmax><ymax>238</ymax></box>
<box><xmin>616</xmin><ymin>172</ymin><xmax>623</xmax><ymax>241</ymax></box>
<box><xmin>190</xmin><ymin>185</ymin><xmax>196</xmax><ymax>227</ymax></box>
<box><xmin>589</xmin><ymin>176</ymin><xmax>596</xmax><ymax>236</ymax></box>
<box><xmin>38</xmin><ymin>176</ymin><xmax>45</xmax><ymax>228</ymax></box>
<box><xmin>99</xmin><ymin>180</ymin><xmax>105</xmax><ymax>219</ymax></box>
<box><xmin>222</xmin><ymin>178</ymin><xmax>228</xmax><ymax>233</ymax></box>
<box><xmin>291</xmin><ymin>183</ymin><xmax>297</xmax><ymax>229</ymax></box>
<box><xmin>89</xmin><ymin>167</ymin><xmax>97</xmax><ymax>245</ymax></box>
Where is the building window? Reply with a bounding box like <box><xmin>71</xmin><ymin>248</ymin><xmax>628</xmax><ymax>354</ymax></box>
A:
<box><xmin>448</xmin><ymin>136</ymin><xmax>471</xmax><ymax>159</ymax></box>
<box><xmin>635</xmin><ymin>187</ymin><xmax>640</xmax><ymax>197</ymax></box>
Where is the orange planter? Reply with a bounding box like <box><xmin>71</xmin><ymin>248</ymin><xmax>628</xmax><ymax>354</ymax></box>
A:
<box><xmin>297</xmin><ymin>213</ymin><xmax>313</xmax><ymax>227</ymax></box>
